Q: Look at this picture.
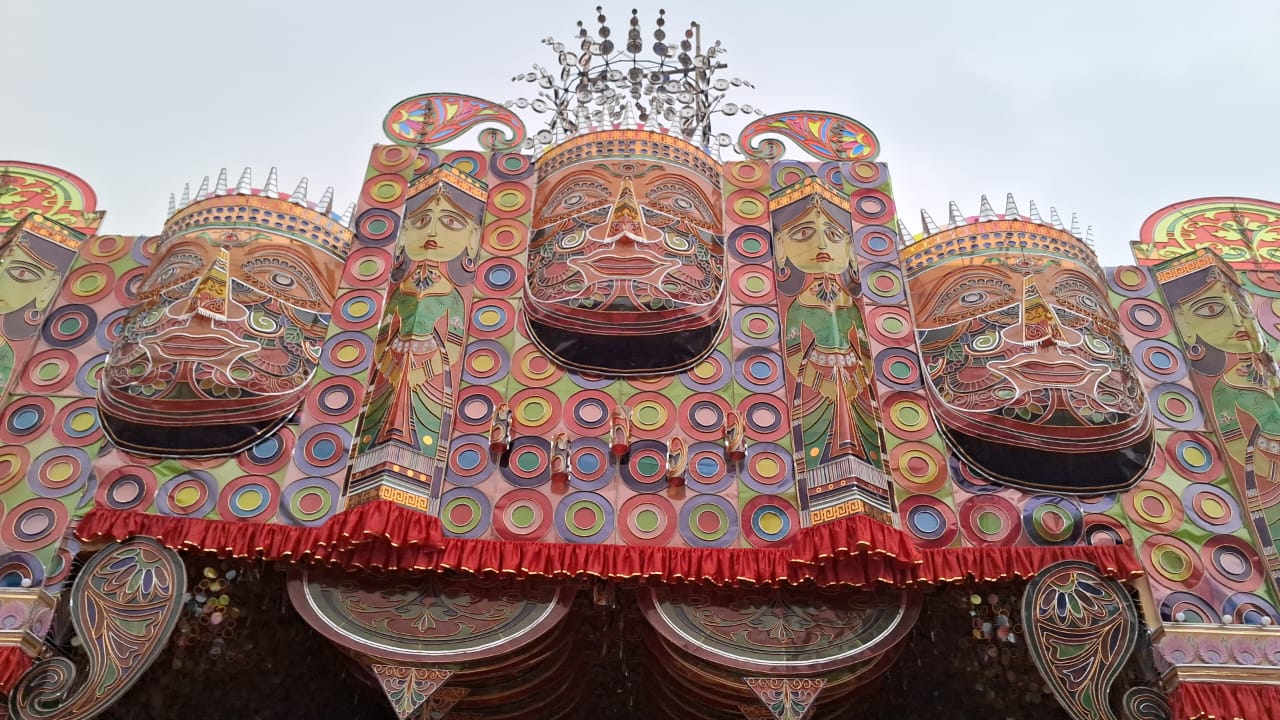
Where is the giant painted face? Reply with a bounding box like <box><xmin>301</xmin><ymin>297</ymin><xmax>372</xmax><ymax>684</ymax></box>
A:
<box><xmin>524</xmin><ymin>130</ymin><xmax>726</xmax><ymax>374</ymax></box>
<box><xmin>904</xmin><ymin>225</ymin><xmax>1152</xmax><ymax>492</ymax></box>
<box><xmin>0</xmin><ymin>230</ymin><xmax>75</xmax><ymax>318</ymax></box>
<box><xmin>99</xmin><ymin>197</ymin><xmax>348</xmax><ymax>455</ymax></box>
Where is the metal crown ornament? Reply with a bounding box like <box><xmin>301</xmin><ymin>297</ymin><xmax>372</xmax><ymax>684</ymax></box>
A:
<box><xmin>509</xmin><ymin>7</ymin><xmax>764</xmax><ymax>152</ymax></box>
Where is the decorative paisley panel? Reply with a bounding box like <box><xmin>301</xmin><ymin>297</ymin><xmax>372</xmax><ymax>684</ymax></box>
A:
<box><xmin>638</xmin><ymin>585</ymin><xmax>919</xmax><ymax>674</ymax></box>
<box><xmin>288</xmin><ymin>569</ymin><xmax>571</xmax><ymax>663</ymax></box>
<box><xmin>737</xmin><ymin>112</ymin><xmax>879</xmax><ymax>162</ymax></box>
<box><xmin>1022</xmin><ymin>560</ymin><xmax>1139</xmax><ymax>720</ymax></box>
<box><xmin>382</xmin><ymin>93</ymin><xmax>526</xmax><ymax>150</ymax></box>
<box><xmin>9</xmin><ymin>538</ymin><xmax>186</xmax><ymax>720</ymax></box>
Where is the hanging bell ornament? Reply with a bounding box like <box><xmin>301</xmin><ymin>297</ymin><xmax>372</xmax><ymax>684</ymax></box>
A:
<box><xmin>666</xmin><ymin>437</ymin><xmax>687</xmax><ymax>488</ymax></box>
<box><xmin>551</xmin><ymin>431</ymin><xmax>571</xmax><ymax>484</ymax></box>
<box><xmin>723</xmin><ymin>411</ymin><xmax>746</xmax><ymax>463</ymax></box>
<box><xmin>489</xmin><ymin>402</ymin><xmax>513</xmax><ymax>455</ymax></box>
<box><xmin>610</xmin><ymin>405</ymin><xmax>632</xmax><ymax>458</ymax></box>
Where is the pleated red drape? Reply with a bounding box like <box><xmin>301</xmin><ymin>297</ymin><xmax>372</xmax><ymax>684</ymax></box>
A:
<box><xmin>1172</xmin><ymin>681</ymin><xmax>1280</xmax><ymax>720</ymax></box>
<box><xmin>75</xmin><ymin>503</ymin><xmax>1143</xmax><ymax>587</ymax></box>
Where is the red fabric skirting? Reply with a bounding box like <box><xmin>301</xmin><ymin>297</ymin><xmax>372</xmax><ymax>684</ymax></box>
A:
<box><xmin>0</xmin><ymin>646</ymin><xmax>32</xmax><ymax>692</ymax></box>
<box><xmin>1172</xmin><ymin>681</ymin><xmax>1280</xmax><ymax>720</ymax></box>
<box><xmin>917</xmin><ymin>544</ymin><xmax>1144</xmax><ymax>584</ymax></box>
<box><xmin>75</xmin><ymin>505</ymin><xmax>1142</xmax><ymax>588</ymax></box>
<box><xmin>75</xmin><ymin>500</ymin><xmax>443</xmax><ymax>565</ymax></box>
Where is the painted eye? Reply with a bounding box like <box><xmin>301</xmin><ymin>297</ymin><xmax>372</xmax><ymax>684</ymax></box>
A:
<box><xmin>440</xmin><ymin>213</ymin><xmax>467</xmax><ymax>231</ymax></box>
<box><xmin>788</xmin><ymin>226</ymin><xmax>816</xmax><ymax>242</ymax></box>
<box><xmin>1076</xmin><ymin>293</ymin><xmax>1102</xmax><ymax>311</ymax></box>
<box><xmin>1193</xmin><ymin>300</ymin><xmax>1227</xmax><ymax>319</ymax></box>
<box><xmin>269</xmin><ymin>272</ymin><xmax>297</xmax><ymax>289</ymax></box>
<box><xmin>959</xmin><ymin>291</ymin><xmax>987</xmax><ymax>306</ymax></box>
<box><xmin>670</xmin><ymin>195</ymin><xmax>694</xmax><ymax>211</ymax></box>
<box><xmin>664</xmin><ymin>234</ymin><xmax>693</xmax><ymax>252</ymax></box>
<box><xmin>557</xmin><ymin>231</ymin><xmax>586</xmax><ymax>251</ymax></box>
<box><xmin>409</xmin><ymin>211</ymin><xmax>432</xmax><ymax>229</ymax></box>
<box><xmin>4</xmin><ymin>266</ymin><xmax>39</xmax><ymax>282</ymax></box>
<box><xmin>562</xmin><ymin>193</ymin><xmax>585</xmax><ymax>208</ymax></box>
<box><xmin>1085</xmin><ymin>334</ymin><xmax>1115</xmax><ymax>356</ymax></box>
<box><xmin>971</xmin><ymin>330</ymin><xmax>1000</xmax><ymax>352</ymax></box>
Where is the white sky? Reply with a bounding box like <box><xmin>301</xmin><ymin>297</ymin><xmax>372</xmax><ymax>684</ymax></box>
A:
<box><xmin>5</xmin><ymin>0</ymin><xmax>1278</xmax><ymax>266</ymax></box>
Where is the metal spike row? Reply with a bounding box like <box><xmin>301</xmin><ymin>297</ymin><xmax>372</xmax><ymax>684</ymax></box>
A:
<box><xmin>316</xmin><ymin>186</ymin><xmax>335</xmax><ymax>215</ymax></box>
<box><xmin>340</xmin><ymin>202</ymin><xmax>356</xmax><ymax>227</ymax></box>
<box><xmin>290</xmin><ymin>177</ymin><xmax>309</xmax><ymax>206</ymax></box>
<box><xmin>179</xmin><ymin>183</ymin><xmax>191</xmax><ymax>207</ymax></box>
<box><xmin>214</xmin><ymin>168</ymin><xmax>228</xmax><ymax>196</ymax></box>
<box><xmin>1069</xmin><ymin>212</ymin><xmax>1081</xmax><ymax>239</ymax></box>
<box><xmin>167</xmin><ymin>193</ymin><xmax>176</xmax><ymax>217</ymax></box>
<box><xmin>236</xmin><ymin>168</ymin><xmax>252</xmax><ymax>195</ymax></box>
<box><xmin>896</xmin><ymin>220</ymin><xmax>914</xmax><ymax>249</ymax></box>
<box><xmin>1028</xmin><ymin>200</ymin><xmax>1043</xmax><ymax>224</ymax></box>
<box><xmin>946</xmin><ymin>201</ymin><xmax>965</xmax><ymax>229</ymax></box>
<box><xmin>920</xmin><ymin>209</ymin><xmax>940</xmax><ymax>236</ymax></box>
<box><xmin>1084</xmin><ymin>226</ymin><xmax>1095</xmax><ymax>247</ymax></box>
<box><xmin>194</xmin><ymin>176</ymin><xmax>210</xmax><ymax>202</ymax></box>
<box><xmin>1049</xmin><ymin>207</ymin><xmax>1065</xmax><ymax>231</ymax></box>
<box><xmin>977</xmin><ymin>194</ymin><xmax>997</xmax><ymax>222</ymax></box>
<box><xmin>1004</xmin><ymin>193</ymin><xmax>1020</xmax><ymax>220</ymax></box>
<box><xmin>264</xmin><ymin>167</ymin><xmax>279</xmax><ymax>199</ymax></box>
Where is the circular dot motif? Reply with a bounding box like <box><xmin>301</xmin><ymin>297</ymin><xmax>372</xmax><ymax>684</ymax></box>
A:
<box><xmin>158</xmin><ymin>471</ymin><xmax>217</xmax><ymax>518</ymax></box>
<box><xmin>679</xmin><ymin>350</ymin><xmax>731</xmax><ymax>392</ymax></box>
<box><xmin>874</xmin><ymin>348</ymin><xmax>922</xmax><ymax>390</ymax></box>
<box><xmin>741</xmin><ymin>443</ymin><xmax>795</xmax><ymax>494</ymax></box>
<box><xmin>23</xmin><ymin>350</ymin><xmax>76</xmax><ymax>393</ymax></box>
<box><xmin>494</xmin><ymin>489</ymin><xmax>552</xmax><ymax>541</ymax></box>
<box><xmin>884</xmin><ymin>394</ymin><xmax>935</xmax><ymax>440</ymax></box>
<box><xmin>462</xmin><ymin>340</ymin><xmax>511</xmax><ymax>385</ymax></box>
<box><xmin>27</xmin><ymin>447</ymin><xmax>91</xmax><ymax>499</ymax></box>
<box><xmin>1125</xmin><ymin>480</ymin><xmax>1184</xmax><ymax>533</ymax></box>
<box><xmin>238</xmin><ymin>429</ymin><xmax>294</xmax><ymax>474</ymax></box>
<box><xmin>678</xmin><ymin>494</ymin><xmax>739</xmax><ymax>548</ymax></box>
<box><xmin>733</xmin><ymin>348</ymin><xmax>785</xmax><ymax>393</ymax></box>
<box><xmin>862</xmin><ymin>263</ymin><xmax>905</xmax><ymax>303</ymax></box>
<box><xmin>445</xmin><ymin>434</ymin><xmax>491</xmax><ymax>487</ymax></box>
<box><xmin>455</xmin><ymin>385</ymin><xmax>502</xmax><ymax>430</ymax></box>
<box><xmin>321</xmin><ymin>331</ymin><xmax>374</xmax><ymax>374</ymax></box>
<box><xmin>1022</xmin><ymin>495</ymin><xmax>1083</xmax><ymax>546</ymax></box>
<box><xmin>743</xmin><ymin>494</ymin><xmax>799</xmax><ymax>547</ymax></box>
<box><xmin>679</xmin><ymin>393</ymin><xmax>732</xmax><ymax>441</ymax></box>
<box><xmin>727</xmin><ymin>226</ymin><xmax>774</xmax><ymax>265</ymax></box>
<box><xmin>218</xmin><ymin>475</ymin><xmax>279</xmax><ymax>521</ymax></box>
<box><xmin>555</xmin><ymin>491</ymin><xmax>615</xmax><ymax>544</ymax></box>
<box><xmin>40</xmin><ymin>305</ymin><xmax>96</xmax><ymax>350</ymax></box>
<box><xmin>500</xmin><ymin>436</ymin><xmax>551</xmax><ymax>489</ymax></box>
<box><xmin>512</xmin><ymin>344</ymin><xmax>563</xmax><ymax>388</ymax></box>
<box><xmin>1120</xmin><ymin>299</ymin><xmax>1173</xmax><ymax>337</ymax></box>
<box><xmin>738</xmin><ymin>395</ymin><xmax>788</xmax><ymax>442</ymax></box>
<box><xmin>959</xmin><ymin>495</ymin><xmax>1022</xmax><ymax>546</ymax></box>
<box><xmin>0</xmin><ymin>499</ymin><xmax>68</xmax><ymax>552</ymax></box>
<box><xmin>564</xmin><ymin>390</ymin><xmax>614</xmax><ymax>436</ymax></box>
<box><xmin>478</xmin><ymin>258</ymin><xmax>522</xmax><ymax>297</ymax></box>
<box><xmin>97</xmin><ymin>466</ymin><xmax>158</xmax><ymax>511</ymax></box>
<box><xmin>294</xmin><ymin>424</ymin><xmax>351</xmax><ymax>477</ymax></box>
<box><xmin>1134</xmin><ymin>339</ymin><xmax>1187</xmax><ymax>382</ymax></box>
<box><xmin>1202</xmin><ymin>535</ymin><xmax>1263</xmax><ymax>593</ymax></box>
<box><xmin>888</xmin><ymin>441</ymin><xmax>946</xmax><ymax>493</ymax></box>
<box><xmin>628</xmin><ymin>392</ymin><xmax>676</xmax><ymax>440</ymax></box>
<box><xmin>1150</xmin><ymin>383</ymin><xmax>1203</xmax><ymax>430</ymax></box>
<box><xmin>620</xmin><ymin>440</ymin><xmax>670</xmax><ymax>493</ymax></box>
<box><xmin>1182</xmin><ymin>483</ymin><xmax>1243</xmax><ymax>534</ymax></box>
<box><xmin>1108</xmin><ymin>266</ymin><xmax>1155</xmax><ymax>298</ymax></box>
<box><xmin>733</xmin><ymin>307</ymin><xmax>781</xmax><ymax>347</ymax></box>
<box><xmin>569</xmin><ymin>437</ymin><xmax>614</xmax><ymax>491</ymax></box>
<box><xmin>686</xmin><ymin>441</ymin><xmax>733</xmax><ymax>493</ymax></box>
<box><xmin>898</xmin><ymin>496</ymin><xmax>958</xmax><ymax>548</ymax></box>
<box><xmin>469</xmin><ymin>300</ymin><xmax>515</xmax><ymax>339</ymax></box>
<box><xmin>853</xmin><ymin>224</ymin><xmax>896</xmax><ymax>260</ymax></box>
<box><xmin>53</xmin><ymin>399</ymin><xmax>101</xmax><ymax>445</ymax></box>
<box><xmin>1164</xmin><ymin>431</ymin><xmax>1223</xmax><ymax>482</ymax></box>
<box><xmin>619</xmin><ymin>494</ymin><xmax>676</xmax><ymax>546</ymax></box>
<box><xmin>307</xmin><ymin>376</ymin><xmax>364</xmax><ymax>425</ymax></box>
<box><xmin>439</xmin><ymin>487</ymin><xmax>491</xmax><ymax>539</ymax></box>
<box><xmin>1142</xmin><ymin>534</ymin><xmax>1205</xmax><ymax>590</ymax></box>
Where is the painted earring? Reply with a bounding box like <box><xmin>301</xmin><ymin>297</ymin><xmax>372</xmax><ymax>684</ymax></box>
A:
<box><xmin>461</xmin><ymin>248</ymin><xmax>477</xmax><ymax>273</ymax></box>
<box><xmin>23</xmin><ymin>307</ymin><xmax>41</xmax><ymax>326</ymax></box>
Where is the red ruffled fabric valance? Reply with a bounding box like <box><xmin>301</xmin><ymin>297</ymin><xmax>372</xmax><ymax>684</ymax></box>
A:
<box><xmin>75</xmin><ymin>504</ymin><xmax>1142</xmax><ymax>588</ymax></box>
<box><xmin>75</xmin><ymin>500</ymin><xmax>444</xmax><ymax>565</ymax></box>
<box><xmin>1172</xmin><ymin>681</ymin><xmax>1280</xmax><ymax>720</ymax></box>
<box><xmin>0</xmin><ymin>646</ymin><xmax>32</xmax><ymax>692</ymax></box>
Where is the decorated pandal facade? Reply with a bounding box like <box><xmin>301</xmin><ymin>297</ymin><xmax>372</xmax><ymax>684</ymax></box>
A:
<box><xmin>3</xmin><ymin>12</ymin><xmax>1280</xmax><ymax>720</ymax></box>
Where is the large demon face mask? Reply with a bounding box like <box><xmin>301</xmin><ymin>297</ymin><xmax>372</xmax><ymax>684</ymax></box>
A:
<box><xmin>99</xmin><ymin>196</ymin><xmax>348</xmax><ymax>456</ymax></box>
<box><xmin>904</xmin><ymin>224</ymin><xmax>1153</xmax><ymax>492</ymax></box>
<box><xmin>524</xmin><ymin>130</ymin><xmax>726</xmax><ymax>375</ymax></box>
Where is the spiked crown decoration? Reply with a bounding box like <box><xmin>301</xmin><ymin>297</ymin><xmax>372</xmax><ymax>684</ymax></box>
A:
<box><xmin>509</xmin><ymin>7</ymin><xmax>764</xmax><ymax>151</ymax></box>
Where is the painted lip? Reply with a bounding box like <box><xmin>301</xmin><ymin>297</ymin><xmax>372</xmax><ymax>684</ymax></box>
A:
<box><xmin>1235</xmin><ymin>330</ymin><xmax>1254</xmax><ymax>341</ymax></box>
<box><xmin>149</xmin><ymin>328</ymin><xmax>257</xmax><ymax>363</ymax></box>
<box><xmin>814</xmin><ymin>252</ymin><xmax>834</xmax><ymax>263</ymax></box>
<box><xmin>989</xmin><ymin>350</ymin><xmax>1107</xmax><ymax>390</ymax></box>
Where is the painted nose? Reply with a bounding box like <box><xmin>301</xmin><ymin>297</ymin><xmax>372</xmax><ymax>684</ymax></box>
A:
<box><xmin>179</xmin><ymin>247</ymin><xmax>232</xmax><ymax>321</ymax></box>
<box><xmin>1004</xmin><ymin>275</ymin><xmax>1073</xmax><ymax>347</ymax></box>
<box><xmin>604</xmin><ymin>178</ymin><xmax>650</xmax><ymax>245</ymax></box>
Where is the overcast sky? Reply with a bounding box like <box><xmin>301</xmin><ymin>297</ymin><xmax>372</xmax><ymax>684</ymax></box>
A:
<box><xmin>5</xmin><ymin>0</ymin><xmax>1277</xmax><ymax>266</ymax></box>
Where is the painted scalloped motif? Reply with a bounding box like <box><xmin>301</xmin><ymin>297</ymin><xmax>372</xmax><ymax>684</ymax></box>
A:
<box><xmin>737</xmin><ymin>111</ymin><xmax>879</xmax><ymax>162</ymax></box>
<box><xmin>383</xmin><ymin>93</ymin><xmax>526</xmax><ymax>150</ymax></box>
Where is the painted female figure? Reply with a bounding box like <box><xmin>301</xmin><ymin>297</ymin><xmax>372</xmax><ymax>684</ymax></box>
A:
<box><xmin>358</xmin><ymin>167</ymin><xmax>486</xmax><ymax>464</ymax></box>
<box><xmin>770</xmin><ymin>180</ymin><xmax>881</xmax><ymax>481</ymax></box>
<box><xmin>0</xmin><ymin>225</ymin><xmax>77</xmax><ymax>395</ymax></box>
<box><xmin>1165</xmin><ymin>259</ymin><xmax>1280</xmax><ymax>543</ymax></box>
